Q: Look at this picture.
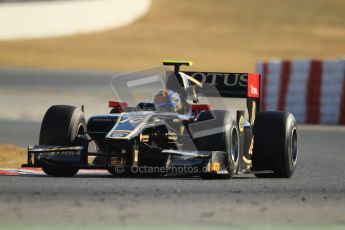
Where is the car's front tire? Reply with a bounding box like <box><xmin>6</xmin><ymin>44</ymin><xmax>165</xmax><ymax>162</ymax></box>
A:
<box><xmin>42</xmin><ymin>165</ymin><xmax>79</xmax><ymax>177</ymax></box>
<box><xmin>39</xmin><ymin>105</ymin><xmax>86</xmax><ymax>177</ymax></box>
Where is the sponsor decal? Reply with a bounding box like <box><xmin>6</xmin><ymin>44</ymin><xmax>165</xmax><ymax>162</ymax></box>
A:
<box><xmin>92</xmin><ymin>118</ymin><xmax>117</xmax><ymax>122</ymax></box>
<box><xmin>239</xmin><ymin>116</ymin><xmax>245</xmax><ymax>132</ymax></box>
<box><xmin>189</xmin><ymin>72</ymin><xmax>248</xmax><ymax>87</ymax></box>
<box><xmin>247</xmin><ymin>73</ymin><xmax>260</xmax><ymax>98</ymax></box>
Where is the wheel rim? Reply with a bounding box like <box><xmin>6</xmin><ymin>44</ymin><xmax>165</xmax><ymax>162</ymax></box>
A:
<box><xmin>290</xmin><ymin>128</ymin><xmax>298</xmax><ymax>165</ymax></box>
<box><xmin>72</xmin><ymin>123</ymin><xmax>85</xmax><ymax>145</ymax></box>
<box><xmin>231</xmin><ymin>128</ymin><xmax>239</xmax><ymax>163</ymax></box>
<box><xmin>77</xmin><ymin>123</ymin><xmax>85</xmax><ymax>135</ymax></box>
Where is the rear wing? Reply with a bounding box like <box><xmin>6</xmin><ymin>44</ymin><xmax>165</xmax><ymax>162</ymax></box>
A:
<box><xmin>182</xmin><ymin>71</ymin><xmax>261</xmax><ymax>124</ymax></box>
<box><xmin>183</xmin><ymin>71</ymin><xmax>260</xmax><ymax>98</ymax></box>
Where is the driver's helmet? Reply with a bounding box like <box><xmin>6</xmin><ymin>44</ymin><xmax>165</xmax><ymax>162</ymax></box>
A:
<box><xmin>153</xmin><ymin>89</ymin><xmax>182</xmax><ymax>112</ymax></box>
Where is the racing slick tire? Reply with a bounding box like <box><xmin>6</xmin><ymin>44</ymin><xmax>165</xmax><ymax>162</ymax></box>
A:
<box><xmin>193</xmin><ymin>110</ymin><xmax>239</xmax><ymax>179</ymax></box>
<box><xmin>39</xmin><ymin>105</ymin><xmax>86</xmax><ymax>177</ymax></box>
<box><xmin>252</xmin><ymin>111</ymin><xmax>298</xmax><ymax>178</ymax></box>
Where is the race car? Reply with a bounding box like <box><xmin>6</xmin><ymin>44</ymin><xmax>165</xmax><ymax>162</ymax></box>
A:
<box><xmin>22</xmin><ymin>60</ymin><xmax>298</xmax><ymax>179</ymax></box>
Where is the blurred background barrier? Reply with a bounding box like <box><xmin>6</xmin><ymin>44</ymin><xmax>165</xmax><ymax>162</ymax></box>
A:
<box><xmin>256</xmin><ymin>59</ymin><xmax>345</xmax><ymax>125</ymax></box>
<box><xmin>0</xmin><ymin>0</ymin><xmax>151</xmax><ymax>39</ymax></box>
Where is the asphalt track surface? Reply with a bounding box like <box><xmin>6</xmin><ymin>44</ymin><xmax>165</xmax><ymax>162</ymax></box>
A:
<box><xmin>0</xmin><ymin>126</ymin><xmax>344</xmax><ymax>229</ymax></box>
<box><xmin>0</xmin><ymin>68</ymin><xmax>344</xmax><ymax>229</ymax></box>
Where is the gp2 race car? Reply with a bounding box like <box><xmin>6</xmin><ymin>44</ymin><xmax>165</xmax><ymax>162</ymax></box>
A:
<box><xmin>22</xmin><ymin>60</ymin><xmax>298</xmax><ymax>179</ymax></box>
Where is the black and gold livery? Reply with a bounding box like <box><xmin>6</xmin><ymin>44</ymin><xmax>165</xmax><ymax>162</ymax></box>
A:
<box><xmin>23</xmin><ymin>61</ymin><xmax>298</xmax><ymax>178</ymax></box>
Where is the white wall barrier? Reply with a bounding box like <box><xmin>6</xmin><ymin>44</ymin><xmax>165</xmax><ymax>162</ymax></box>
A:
<box><xmin>0</xmin><ymin>0</ymin><xmax>151</xmax><ymax>39</ymax></box>
<box><xmin>256</xmin><ymin>59</ymin><xmax>345</xmax><ymax>125</ymax></box>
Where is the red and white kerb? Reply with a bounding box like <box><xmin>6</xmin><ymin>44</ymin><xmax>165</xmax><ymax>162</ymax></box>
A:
<box><xmin>257</xmin><ymin>59</ymin><xmax>345</xmax><ymax>125</ymax></box>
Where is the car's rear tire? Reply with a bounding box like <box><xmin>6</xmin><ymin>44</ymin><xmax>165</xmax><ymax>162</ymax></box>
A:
<box><xmin>252</xmin><ymin>111</ymin><xmax>298</xmax><ymax>178</ymax></box>
<box><xmin>39</xmin><ymin>105</ymin><xmax>86</xmax><ymax>177</ymax></box>
<box><xmin>193</xmin><ymin>110</ymin><xmax>239</xmax><ymax>179</ymax></box>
